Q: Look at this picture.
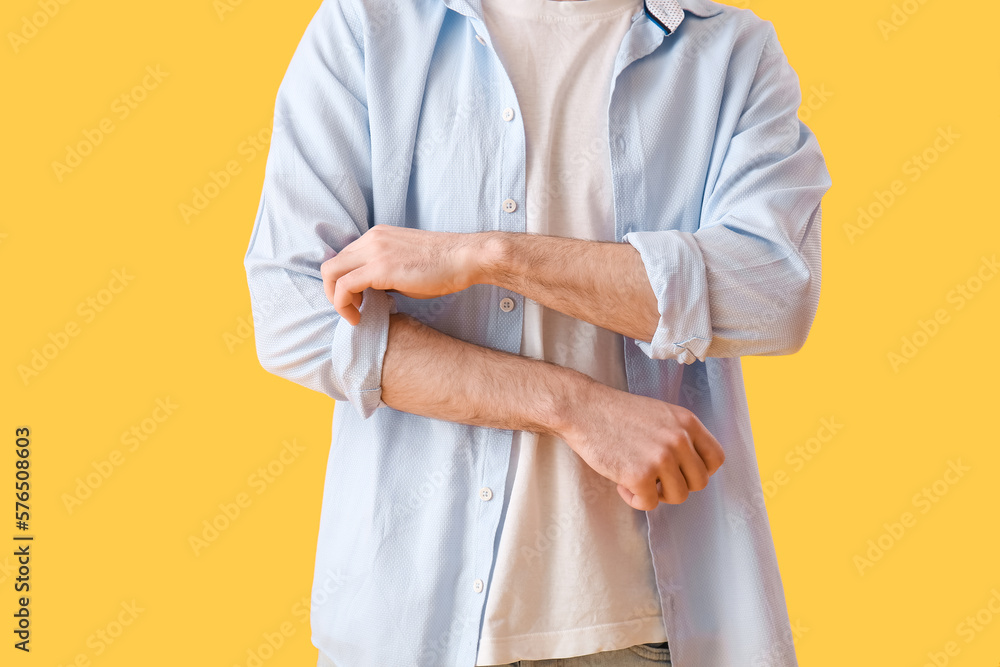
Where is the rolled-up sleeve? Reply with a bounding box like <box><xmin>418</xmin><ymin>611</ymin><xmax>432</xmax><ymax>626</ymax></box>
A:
<box><xmin>623</xmin><ymin>22</ymin><xmax>832</xmax><ymax>363</ymax></box>
<box><xmin>243</xmin><ymin>0</ymin><xmax>396</xmax><ymax>420</ymax></box>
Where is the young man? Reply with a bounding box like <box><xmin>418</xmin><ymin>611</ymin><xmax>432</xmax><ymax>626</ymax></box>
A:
<box><xmin>243</xmin><ymin>0</ymin><xmax>832</xmax><ymax>665</ymax></box>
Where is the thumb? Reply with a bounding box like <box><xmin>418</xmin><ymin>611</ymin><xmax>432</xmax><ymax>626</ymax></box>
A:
<box><xmin>617</xmin><ymin>483</ymin><xmax>658</xmax><ymax>511</ymax></box>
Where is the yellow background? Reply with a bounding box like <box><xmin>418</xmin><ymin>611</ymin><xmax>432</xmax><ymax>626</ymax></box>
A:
<box><xmin>2</xmin><ymin>0</ymin><xmax>997</xmax><ymax>665</ymax></box>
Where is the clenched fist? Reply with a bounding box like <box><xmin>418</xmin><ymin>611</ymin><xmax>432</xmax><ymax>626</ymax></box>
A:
<box><xmin>559</xmin><ymin>377</ymin><xmax>726</xmax><ymax>510</ymax></box>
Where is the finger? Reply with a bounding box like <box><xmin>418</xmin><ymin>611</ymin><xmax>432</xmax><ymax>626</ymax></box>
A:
<box><xmin>656</xmin><ymin>464</ymin><xmax>691</xmax><ymax>505</ymax></box>
<box><xmin>617</xmin><ymin>483</ymin><xmax>632</xmax><ymax>506</ymax></box>
<box><xmin>333</xmin><ymin>267</ymin><xmax>374</xmax><ymax>325</ymax></box>
<box><xmin>617</xmin><ymin>483</ymin><xmax>641</xmax><ymax>509</ymax></box>
<box><xmin>654</xmin><ymin>478</ymin><xmax>668</xmax><ymax>503</ymax></box>
<box><xmin>677</xmin><ymin>456</ymin><xmax>710</xmax><ymax>493</ymax></box>
<box><xmin>673</xmin><ymin>434</ymin><xmax>711</xmax><ymax>493</ymax></box>
<box><xmin>321</xmin><ymin>250</ymin><xmax>366</xmax><ymax>306</ymax></box>
<box><xmin>618</xmin><ymin>481</ymin><xmax>659</xmax><ymax>511</ymax></box>
<box><xmin>686</xmin><ymin>415</ymin><xmax>726</xmax><ymax>475</ymax></box>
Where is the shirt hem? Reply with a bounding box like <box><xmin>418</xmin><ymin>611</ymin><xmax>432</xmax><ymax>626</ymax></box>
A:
<box><xmin>475</xmin><ymin>614</ymin><xmax>668</xmax><ymax>665</ymax></box>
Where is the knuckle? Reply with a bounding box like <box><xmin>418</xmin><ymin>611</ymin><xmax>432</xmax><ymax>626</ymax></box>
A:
<box><xmin>689</xmin><ymin>473</ymin><xmax>709</xmax><ymax>492</ymax></box>
<box><xmin>676</xmin><ymin>408</ymin><xmax>696</xmax><ymax>429</ymax></box>
<box><xmin>666</xmin><ymin>486</ymin><xmax>689</xmax><ymax>505</ymax></box>
<box><xmin>665</xmin><ymin>433</ymin><xmax>687</xmax><ymax>452</ymax></box>
<box><xmin>370</xmin><ymin>224</ymin><xmax>395</xmax><ymax>242</ymax></box>
<box><xmin>653</xmin><ymin>450</ymin><xmax>675</xmax><ymax>469</ymax></box>
<box><xmin>621</xmin><ymin>473</ymin><xmax>644</xmax><ymax>490</ymax></box>
<box><xmin>710</xmin><ymin>446</ymin><xmax>726</xmax><ymax>470</ymax></box>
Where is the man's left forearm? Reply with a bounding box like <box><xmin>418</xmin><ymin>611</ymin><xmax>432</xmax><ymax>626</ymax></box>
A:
<box><xmin>321</xmin><ymin>224</ymin><xmax>661</xmax><ymax>341</ymax></box>
<box><xmin>476</xmin><ymin>231</ymin><xmax>660</xmax><ymax>343</ymax></box>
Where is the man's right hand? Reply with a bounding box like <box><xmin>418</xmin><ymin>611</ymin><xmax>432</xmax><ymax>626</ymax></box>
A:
<box><xmin>556</xmin><ymin>377</ymin><xmax>726</xmax><ymax>511</ymax></box>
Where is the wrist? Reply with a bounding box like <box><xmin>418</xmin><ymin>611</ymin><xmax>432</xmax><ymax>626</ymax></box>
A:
<box><xmin>470</xmin><ymin>231</ymin><xmax>516</xmax><ymax>289</ymax></box>
<box><xmin>544</xmin><ymin>365</ymin><xmax>600</xmax><ymax>443</ymax></box>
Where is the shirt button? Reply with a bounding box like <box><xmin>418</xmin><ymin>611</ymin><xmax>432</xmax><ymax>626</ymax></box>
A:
<box><xmin>479</xmin><ymin>487</ymin><xmax>493</xmax><ymax>501</ymax></box>
<box><xmin>499</xmin><ymin>297</ymin><xmax>514</xmax><ymax>313</ymax></box>
<box><xmin>502</xmin><ymin>198</ymin><xmax>517</xmax><ymax>213</ymax></box>
<box><xmin>502</xmin><ymin>107</ymin><xmax>515</xmax><ymax>122</ymax></box>
<box><xmin>473</xmin><ymin>578</ymin><xmax>484</xmax><ymax>593</ymax></box>
<box><xmin>475</xmin><ymin>34</ymin><xmax>486</xmax><ymax>46</ymax></box>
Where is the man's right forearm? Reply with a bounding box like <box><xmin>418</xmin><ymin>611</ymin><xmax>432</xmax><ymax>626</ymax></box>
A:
<box><xmin>379</xmin><ymin>310</ymin><xmax>726</xmax><ymax>510</ymax></box>
<box><xmin>379</xmin><ymin>311</ymin><xmax>589</xmax><ymax>438</ymax></box>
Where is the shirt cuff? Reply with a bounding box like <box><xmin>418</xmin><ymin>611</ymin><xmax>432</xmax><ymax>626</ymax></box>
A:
<box><xmin>623</xmin><ymin>229</ymin><xmax>712</xmax><ymax>364</ymax></box>
<box><xmin>331</xmin><ymin>288</ymin><xmax>398</xmax><ymax>419</ymax></box>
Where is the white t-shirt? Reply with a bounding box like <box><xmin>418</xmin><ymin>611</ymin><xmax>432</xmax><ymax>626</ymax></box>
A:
<box><xmin>476</xmin><ymin>0</ymin><xmax>669</xmax><ymax>664</ymax></box>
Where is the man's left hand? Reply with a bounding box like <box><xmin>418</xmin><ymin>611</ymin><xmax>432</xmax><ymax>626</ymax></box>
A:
<box><xmin>321</xmin><ymin>224</ymin><xmax>490</xmax><ymax>325</ymax></box>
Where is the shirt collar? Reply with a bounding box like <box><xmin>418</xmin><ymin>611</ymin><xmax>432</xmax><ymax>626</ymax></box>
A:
<box><xmin>443</xmin><ymin>0</ymin><xmax>724</xmax><ymax>33</ymax></box>
<box><xmin>645</xmin><ymin>0</ymin><xmax>724</xmax><ymax>34</ymax></box>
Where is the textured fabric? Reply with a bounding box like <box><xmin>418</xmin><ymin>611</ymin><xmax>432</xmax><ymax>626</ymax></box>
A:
<box><xmin>645</xmin><ymin>0</ymin><xmax>686</xmax><ymax>33</ymax></box>
<box><xmin>476</xmin><ymin>0</ymin><xmax>668</xmax><ymax>663</ymax></box>
<box><xmin>242</xmin><ymin>0</ymin><xmax>832</xmax><ymax>666</ymax></box>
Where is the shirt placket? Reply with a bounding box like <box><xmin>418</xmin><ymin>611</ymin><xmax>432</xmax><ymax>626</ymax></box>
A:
<box><xmin>608</xmin><ymin>6</ymin><xmax>687</xmax><ymax>659</ymax></box>
<box><xmin>437</xmin><ymin>4</ymin><xmax>683</xmax><ymax>664</ymax></box>
<box><xmin>457</xmin><ymin>13</ymin><xmax>531</xmax><ymax>666</ymax></box>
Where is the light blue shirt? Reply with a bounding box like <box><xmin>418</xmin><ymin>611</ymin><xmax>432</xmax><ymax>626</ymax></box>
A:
<box><xmin>242</xmin><ymin>0</ymin><xmax>832</xmax><ymax>665</ymax></box>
